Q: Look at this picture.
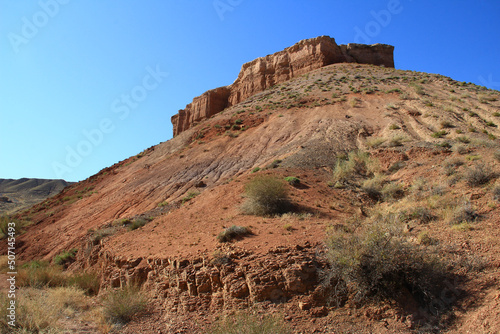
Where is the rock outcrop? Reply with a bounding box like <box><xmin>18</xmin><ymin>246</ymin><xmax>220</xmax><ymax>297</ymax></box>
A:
<box><xmin>171</xmin><ymin>36</ymin><xmax>394</xmax><ymax>136</ymax></box>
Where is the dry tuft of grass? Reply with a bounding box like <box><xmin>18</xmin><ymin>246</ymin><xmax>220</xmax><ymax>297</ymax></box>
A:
<box><xmin>102</xmin><ymin>285</ymin><xmax>148</xmax><ymax>325</ymax></box>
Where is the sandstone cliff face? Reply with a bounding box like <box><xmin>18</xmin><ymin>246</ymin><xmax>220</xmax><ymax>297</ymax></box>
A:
<box><xmin>172</xmin><ymin>35</ymin><xmax>394</xmax><ymax>136</ymax></box>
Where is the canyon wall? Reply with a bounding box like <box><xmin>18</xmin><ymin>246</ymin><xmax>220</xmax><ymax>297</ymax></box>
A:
<box><xmin>171</xmin><ymin>36</ymin><xmax>394</xmax><ymax>136</ymax></box>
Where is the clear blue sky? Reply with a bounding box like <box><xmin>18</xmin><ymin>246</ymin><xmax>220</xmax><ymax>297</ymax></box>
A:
<box><xmin>1</xmin><ymin>0</ymin><xmax>499</xmax><ymax>182</ymax></box>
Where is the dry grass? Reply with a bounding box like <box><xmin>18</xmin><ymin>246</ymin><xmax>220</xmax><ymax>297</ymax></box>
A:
<box><xmin>209</xmin><ymin>311</ymin><xmax>290</xmax><ymax>334</ymax></box>
<box><xmin>17</xmin><ymin>261</ymin><xmax>67</xmax><ymax>288</ymax></box>
<box><xmin>102</xmin><ymin>285</ymin><xmax>148</xmax><ymax>324</ymax></box>
<box><xmin>0</xmin><ymin>286</ymin><xmax>91</xmax><ymax>333</ymax></box>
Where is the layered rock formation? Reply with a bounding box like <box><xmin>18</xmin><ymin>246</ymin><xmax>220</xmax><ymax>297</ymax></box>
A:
<box><xmin>171</xmin><ymin>36</ymin><xmax>394</xmax><ymax>136</ymax></box>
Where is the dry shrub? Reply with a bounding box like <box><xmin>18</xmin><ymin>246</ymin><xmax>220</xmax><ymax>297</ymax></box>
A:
<box><xmin>410</xmin><ymin>207</ymin><xmax>435</xmax><ymax>224</ymax></box>
<box><xmin>209</xmin><ymin>311</ymin><xmax>290</xmax><ymax>334</ymax></box>
<box><xmin>333</xmin><ymin>151</ymin><xmax>378</xmax><ymax>185</ymax></box>
<box><xmin>325</xmin><ymin>214</ymin><xmax>448</xmax><ymax>309</ymax></box>
<box><xmin>493</xmin><ymin>186</ymin><xmax>500</xmax><ymax>201</ymax></box>
<box><xmin>449</xmin><ymin>201</ymin><xmax>478</xmax><ymax>225</ymax></box>
<box><xmin>361</xmin><ymin>174</ymin><xmax>386</xmax><ymax>200</ymax></box>
<box><xmin>381</xmin><ymin>182</ymin><xmax>405</xmax><ymax>201</ymax></box>
<box><xmin>102</xmin><ymin>285</ymin><xmax>147</xmax><ymax>324</ymax></box>
<box><xmin>464</xmin><ymin>163</ymin><xmax>494</xmax><ymax>186</ymax></box>
<box><xmin>242</xmin><ymin>175</ymin><xmax>291</xmax><ymax>216</ymax></box>
<box><xmin>217</xmin><ymin>225</ymin><xmax>251</xmax><ymax>243</ymax></box>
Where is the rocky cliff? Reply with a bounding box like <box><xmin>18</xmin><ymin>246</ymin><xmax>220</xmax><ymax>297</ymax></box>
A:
<box><xmin>171</xmin><ymin>36</ymin><xmax>394</xmax><ymax>136</ymax></box>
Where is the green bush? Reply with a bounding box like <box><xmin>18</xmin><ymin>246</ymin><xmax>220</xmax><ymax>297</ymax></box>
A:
<box><xmin>284</xmin><ymin>176</ymin><xmax>300</xmax><ymax>186</ymax></box>
<box><xmin>102</xmin><ymin>285</ymin><xmax>147</xmax><ymax>324</ymax></box>
<box><xmin>217</xmin><ymin>225</ymin><xmax>252</xmax><ymax>243</ymax></box>
<box><xmin>53</xmin><ymin>249</ymin><xmax>78</xmax><ymax>267</ymax></box>
<box><xmin>242</xmin><ymin>175</ymin><xmax>291</xmax><ymax>216</ymax></box>
<box><xmin>209</xmin><ymin>311</ymin><xmax>290</xmax><ymax>334</ymax></box>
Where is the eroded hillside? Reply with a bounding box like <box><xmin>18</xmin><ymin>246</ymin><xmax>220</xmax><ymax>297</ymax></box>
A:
<box><xmin>4</xmin><ymin>62</ymin><xmax>500</xmax><ymax>333</ymax></box>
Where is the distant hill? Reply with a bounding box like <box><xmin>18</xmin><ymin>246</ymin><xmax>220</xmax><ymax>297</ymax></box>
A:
<box><xmin>0</xmin><ymin>178</ymin><xmax>72</xmax><ymax>214</ymax></box>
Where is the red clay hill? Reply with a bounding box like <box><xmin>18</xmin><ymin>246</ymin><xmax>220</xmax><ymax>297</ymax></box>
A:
<box><xmin>4</xmin><ymin>36</ymin><xmax>500</xmax><ymax>333</ymax></box>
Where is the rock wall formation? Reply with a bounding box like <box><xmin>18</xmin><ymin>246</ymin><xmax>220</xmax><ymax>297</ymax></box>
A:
<box><xmin>171</xmin><ymin>36</ymin><xmax>394</xmax><ymax>136</ymax></box>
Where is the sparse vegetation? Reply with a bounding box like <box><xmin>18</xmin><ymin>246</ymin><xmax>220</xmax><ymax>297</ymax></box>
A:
<box><xmin>182</xmin><ymin>191</ymin><xmax>200</xmax><ymax>204</ymax></box>
<box><xmin>381</xmin><ymin>182</ymin><xmax>405</xmax><ymax>201</ymax></box>
<box><xmin>361</xmin><ymin>174</ymin><xmax>385</xmax><ymax>200</ymax></box>
<box><xmin>388</xmin><ymin>135</ymin><xmax>405</xmax><ymax>147</ymax></box>
<box><xmin>217</xmin><ymin>225</ymin><xmax>252</xmax><ymax>242</ymax></box>
<box><xmin>67</xmin><ymin>271</ymin><xmax>101</xmax><ymax>296</ymax></box>
<box><xmin>242</xmin><ymin>175</ymin><xmax>291</xmax><ymax>216</ymax></box>
<box><xmin>417</xmin><ymin>231</ymin><xmax>433</xmax><ymax>245</ymax></box>
<box><xmin>1</xmin><ymin>286</ymin><xmax>91</xmax><ymax>333</ymax></box>
<box><xmin>410</xmin><ymin>207</ymin><xmax>435</xmax><ymax>224</ymax></box>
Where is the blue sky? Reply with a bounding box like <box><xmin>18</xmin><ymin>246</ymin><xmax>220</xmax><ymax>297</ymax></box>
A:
<box><xmin>1</xmin><ymin>0</ymin><xmax>499</xmax><ymax>182</ymax></box>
